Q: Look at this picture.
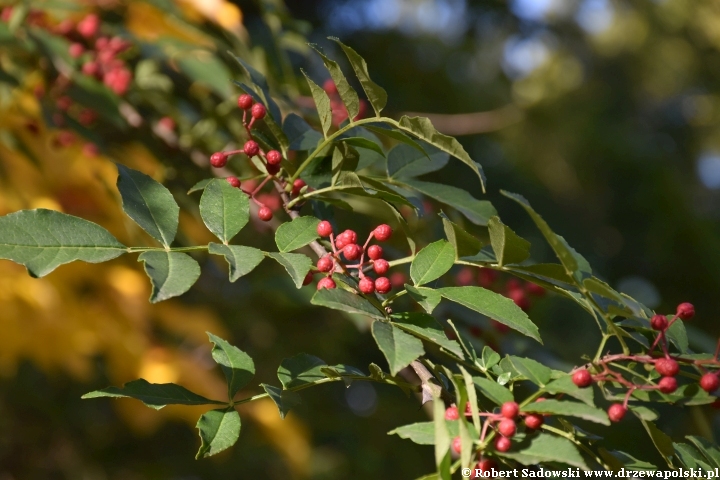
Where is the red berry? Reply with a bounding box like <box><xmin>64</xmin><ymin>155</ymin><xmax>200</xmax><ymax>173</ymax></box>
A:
<box><xmin>452</xmin><ymin>436</ymin><xmax>462</xmax><ymax>454</ymax></box>
<box><xmin>367</xmin><ymin>245</ymin><xmax>383</xmax><ymax>260</ymax></box>
<box><xmin>473</xmin><ymin>460</ymin><xmax>498</xmax><ymax>478</ymax></box>
<box><xmin>210</xmin><ymin>152</ymin><xmax>228</xmax><ymax>168</ymax></box>
<box><xmin>506</xmin><ymin>278</ymin><xmax>523</xmax><ymax>292</ymax></box>
<box><xmin>237</xmin><ymin>94</ymin><xmax>253</xmax><ymax>110</ymax></box>
<box><xmin>243</xmin><ymin>140</ymin><xmax>259</xmax><ymax>157</ymax></box>
<box><xmin>500</xmin><ymin>401</ymin><xmax>519</xmax><ymax>419</ymax></box>
<box><xmin>498</xmin><ymin>418</ymin><xmax>516</xmax><ymax>438</ymax></box>
<box><xmin>677</xmin><ymin>302</ymin><xmax>695</xmax><ymax>320</ymax></box>
<box><xmin>444</xmin><ymin>405</ymin><xmax>459</xmax><ymax>420</ymax></box>
<box><xmin>494</xmin><ymin>436</ymin><xmax>511</xmax><ymax>452</ymax></box>
<box><xmin>572</xmin><ymin>369</ymin><xmax>593</xmax><ymax>388</ymax></box>
<box><xmin>464</xmin><ymin>402</ymin><xmax>473</xmax><ymax>416</ymax></box>
<box><xmin>343</xmin><ymin>244</ymin><xmax>363</xmax><ymax>261</ymax></box>
<box><xmin>375</xmin><ymin>277</ymin><xmax>391</xmax><ymax>294</ymax></box>
<box><xmin>456</xmin><ymin>267</ymin><xmax>475</xmax><ymax>286</ymax></box>
<box><xmin>658</xmin><ymin>376</ymin><xmax>678</xmax><ymax>394</ymax></box>
<box><xmin>226</xmin><ymin>176</ymin><xmax>241</xmax><ymax>188</ymax></box>
<box><xmin>478</xmin><ymin>268</ymin><xmax>498</xmax><ymax>287</ymax></box>
<box><xmin>82</xmin><ymin>61</ymin><xmax>99</xmax><ymax>77</ymax></box>
<box><xmin>335</xmin><ymin>230</ymin><xmax>357</xmax><ymax>250</ymax></box>
<box><xmin>373</xmin><ymin>259</ymin><xmax>389</xmax><ymax>275</ymax></box>
<box><xmin>251</xmin><ymin>103</ymin><xmax>266</xmax><ymax>120</ymax></box>
<box><xmin>69</xmin><ymin>42</ymin><xmax>84</xmax><ymax>58</ymax></box>
<box><xmin>103</xmin><ymin>68</ymin><xmax>132</xmax><ymax>95</ymax></box>
<box><xmin>359</xmin><ymin>277</ymin><xmax>375</xmax><ymax>295</ymax></box>
<box><xmin>302</xmin><ymin>272</ymin><xmax>314</xmax><ymax>286</ymax></box>
<box><xmin>158</xmin><ymin>116</ymin><xmax>175</xmax><ymax>131</ymax></box>
<box><xmin>524</xmin><ymin>413</ymin><xmax>544</xmax><ymax>430</ymax></box>
<box><xmin>389</xmin><ymin>272</ymin><xmax>407</xmax><ymax>288</ymax></box>
<box><xmin>608</xmin><ymin>404</ymin><xmax>626</xmax><ymax>423</ymax></box>
<box><xmin>655</xmin><ymin>358</ymin><xmax>679</xmax><ymax>377</ymax></box>
<box><xmin>323</xmin><ymin>79</ymin><xmax>338</xmax><ymax>95</ymax></box>
<box><xmin>317</xmin><ymin>277</ymin><xmax>336</xmax><ymax>290</ymax></box>
<box><xmin>77</xmin><ymin>13</ymin><xmax>100</xmax><ymax>38</ymax></box>
<box><xmin>650</xmin><ymin>314</ymin><xmax>668</xmax><ymax>331</ymax></box>
<box><xmin>317</xmin><ymin>256</ymin><xmax>334</xmax><ymax>273</ymax></box>
<box><xmin>258</xmin><ymin>206</ymin><xmax>273</xmax><ymax>221</ymax></box>
<box><xmin>701</xmin><ymin>373</ymin><xmax>720</xmax><ymax>393</ymax></box>
<box><xmin>317</xmin><ymin>220</ymin><xmax>333</xmax><ymax>237</ymax></box>
<box><xmin>525</xmin><ymin>282</ymin><xmax>546</xmax><ymax>296</ymax></box>
<box><xmin>292</xmin><ymin>179</ymin><xmax>306</xmax><ymax>196</ymax></box>
<box><xmin>508</xmin><ymin>289</ymin><xmax>530</xmax><ymax>311</ymax></box>
<box><xmin>373</xmin><ymin>224</ymin><xmax>392</xmax><ymax>241</ymax></box>
<box><xmin>108</xmin><ymin>36</ymin><xmax>129</xmax><ymax>53</ymax></box>
<box><xmin>266</xmin><ymin>150</ymin><xmax>282</xmax><ymax>166</ymax></box>
<box><xmin>266</xmin><ymin>163</ymin><xmax>280</xmax><ymax>176</ymax></box>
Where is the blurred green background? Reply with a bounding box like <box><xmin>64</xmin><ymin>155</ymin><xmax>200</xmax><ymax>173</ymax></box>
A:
<box><xmin>2</xmin><ymin>0</ymin><xmax>720</xmax><ymax>478</ymax></box>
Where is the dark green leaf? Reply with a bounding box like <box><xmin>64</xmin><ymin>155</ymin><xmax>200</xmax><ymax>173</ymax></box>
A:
<box><xmin>372</xmin><ymin>321</ymin><xmax>425</xmax><ymax>376</ymax></box>
<box><xmin>488</xmin><ymin>216</ymin><xmax>531</xmax><ymax>266</ymax></box>
<box><xmin>437</xmin><ymin>287</ymin><xmax>541</xmax><ymax>342</ymax></box>
<box><xmin>261</xmin><ymin>384</ymin><xmax>302</xmax><ymax>419</ymax></box>
<box><xmin>310</xmin><ymin>45</ymin><xmax>360</xmax><ymax>120</ymax></box>
<box><xmin>521</xmin><ymin>399</ymin><xmax>609</xmax><ymax>425</ymax></box>
<box><xmin>208</xmin><ymin>244</ymin><xmax>264</xmax><ymax>282</ymax></box>
<box><xmin>686</xmin><ymin>436</ymin><xmax>720</xmax><ymax>469</ymax></box>
<box><xmin>195</xmin><ymin>407</ymin><xmax>241</xmax><ymax>459</ymax></box>
<box><xmin>479</xmin><ymin>346</ymin><xmax>501</xmax><ymax>371</ymax></box>
<box><xmin>332</xmin><ymin>143</ymin><xmax>360</xmax><ymax>186</ymax></box>
<box><xmin>507</xmin><ymin>356</ymin><xmax>552</xmax><ymax>387</ymax></box>
<box><xmin>400</xmin><ymin>179</ymin><xmax>496</xmax><ymax>226</ymax></box>
<box><xmin>302</xmin><ymin>71</ymin><xmax>332</xmax><ymax>137</ymax></box>
<box><xmin>500</xmin><ymin>432</ymin><xmax>589</xmax><ymax>469</ymax></box>
<box><xmin>341</xmin><ymin>137</ymin><xmax>385</xmax><ymax>158</ymax></box>
<box><xmin>311</xmin><ymin>287</ymin><xmax>386</xmax><ymax>320</ymax></box>
<box><xmin>277</xmin><ymin>353</ymin><xmax>327</xmax><ymax>389</ymax></box>
<box><xmin>391</xmin><ymin>312</ymin><xmax>463</xmax><ymax>358</ymax></box>
<box><xmin>268</xmin><ymin>252</ymin><xmax>313</xmax><ymax>288</ymax></box>
<box><xmin>406</xmin><ymin>284</ymin><xmax>443</xmax><ymax>314</ymax></box>
<box><xmin>410</xmin><ymin>240</ymin><xmax>456</xmax><ymax>286</ymax></box>
<box><xmin>545</xmin><ymin>374</ymin><xmax>595</xmax><ymax>406</ymax></box>
<box><xmin>386</xmin><ymin>143</ymin><xmax>449</xmax><ymax>179</ymax></box>
<box><xmin>283</xmin><ymin>113</ymin><xmax>324</xmax><ymax>150</ymax></box>
<box><xmin>82</xmin><ymin>379</ymin><xmax>224</xmax><ymax>410</ymax></box>
<box><xmin>0</xmin><ymin>209</ymin><xmax>126</xmax><ymax>278</ymax></box>
<box><xmin>331</xmin><ymin>38</ymin><xmax>388</xmax><ymax>115</ymax></box>
<box><xmin>472</xmin><ymin>377</ymin><xmax>514</xmax><ymax>405</ymax></box>
<box><xmin>440</xmin><ymin>212</ymin><xmax>486</xmax><ymax>259</ymax></box>
<box><xmin>364</xmin><ymin>125</ymin><xmax>428</xmax><ymax>157</ymax></box>
<box><xmin>640</xmin><ymin>419</ymin><xmax>675</xmax><ymax>465</ymax></box>
<box><xmin>138</xmin><ymin>251</ymin><xmax>201</xmax><ymax>303</ymax></box>
<box><xmin>667</xmin><ymin>318</ymin><xmax>689</xmax><ymax>353</ymax></box>
<box><xmin>397</xmin><ymin>116</ymin><xmax>485</xmax><ymax>191</ymax></box>
<box><xmin>207</xmin><ymin>332</ymin><xmax>255</xmax><ymax>399</ymax></box>
<box><xmin>188</xmin><ymin>179</ymin><xmax>212</xmax><ymax>194</ymax></box>
<box><xmin>275</xmin><ymin>216</ymin><xmax>320</xmax><ymax>252</ymax></box>
<box><xmin>199</xmin><ymin>179</ymin><xmax>250</xmax><ymax>244</ymax></box>
<box><xmin>117</xmin><ymin>164</ymin><xmax>179</xmax><ymax>247</ymax></box>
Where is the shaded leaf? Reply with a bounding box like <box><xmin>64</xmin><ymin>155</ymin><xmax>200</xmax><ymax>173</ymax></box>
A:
<box><xmin>521</xmin><ymin>399</ymin><xmax>609</xmax><ymax>425</ymax></box>
<box><xmin>208</xmin><ymin>244</ymin><xmax>264</xmax><ymax>282</ymax></box>
<box><xmin>82</xmin><ymin>379</ymin><xmax>223</xmax><ymax>410</ymax></box>
<box><xmin>311</xmin><ymin>287</ymin><xmax>386</xmax><ymax>320</ymax></box>
<box><xmin>207</xmin><ymin>332</ymin><xmax>255</xmax><ymax>399</ymax></box>
<box><xmin>386</xmin><ymin>142</ymin><xmax>449</xmax><ymax>179</ymax></box>
<box><xmin>332</xmin><ymin>38</ymin><xmax>388</xmax><ymax>115</ymax></box>
<box><xmin>138</xmin><ymin>251</ymin><xmax>201</xmax><ymax>303</ymax></box>
<box><xmin>391</xmin><ymin>312</ymin><xmax>463</xmax><ymax>358</ymax></box>
<box><xmin>440</xmin><ymin>212</ymin><xmax>486</xmax><ymax>259</ymax></box>
<box><xmin>262</xmin><ymin>384</ymin><xmax>302</xmax><ymax>419</ymax></box>
<box><xmin>372</xmin><ymin>321</ymin><xmax>425</xmax><ymax>376</ymax></box>
<box><xmin>199</xmin><ymin>179</ymin><xmax>250</xmax><ymax>244</ymax></box>
<box><xmin>0</xmin><ymin>209</ymin><xmax>126</xmax><ymax>278</ymax></box>
<box><xmin>284</xmin><ymin>113</ymin><xmax>323</xmax><ymax>150</ymax></box>
<box><xmin>310</xmin><ymin>45</ymin><xmax>360</xmax><ymax>119</ymax></box>
<box><xmin>488</xmin><ymin>216</ymin><xmax>530</xmax><ymax>266</ymax></box>
<box><xmin>195</xmin><ymin>408</ymin><xmax>241</xmax><ymax>459</ymax></box>
<box><xmin>268</xmin><ymin>252</ymin><xmax>313</xmax><ymax>288</ymax></box>
<box><xmin>341</xmin><ymin>137</ymin><xmax>385</xmax><ymax>158</ymax></box>
<box><xmin>277</xmin><ymin>354</ymin><xmax>327</xmax><ymax>389</ymax></box>
<box><xmin>400</xmin><ymin>179</ymin><xmax>496</xmax><ymax>226</ymax></box>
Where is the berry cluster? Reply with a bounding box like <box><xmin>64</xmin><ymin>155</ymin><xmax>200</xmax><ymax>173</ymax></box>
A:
<box><xmin>567</xmin><ymin>302</ymin><xmax>717</xmax><ymax>422</ymax></box>
<box><xmin>305</xmin><ymin>221</ymin><xmax>394</xmax><ymax>294</ymax></box>
<box><xmin>209</xmin><ymin>94</ymin><xmax>309</xmax><ymax>222</ymax></box>
<box><xmin>322</xmin><ymin>79</ymin><xmax>368</xmax><ymax>127</ymax></box>
<box><xmin>445</xmin><ymin>400</ymin><xmax>548</xmax><ymax>472</ymax></box>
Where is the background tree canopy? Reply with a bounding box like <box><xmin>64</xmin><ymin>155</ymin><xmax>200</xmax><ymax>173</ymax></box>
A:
<box><xmin>1</xmin><ymin>0</ymin><xmax>720</xmax><ymax>479</ymax></box>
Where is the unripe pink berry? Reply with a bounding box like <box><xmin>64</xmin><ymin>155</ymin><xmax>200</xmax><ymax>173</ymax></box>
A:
<box><xmin>317</xmin><ymin>277</ymin><xmax>336</xmax><ymax>290</ymax></box>
<box><xmin>243</xmin><ymin>140</ymin><xmax>259</xmax><ymax>157</ymax></box>
<box><xmin>608</xmin><ymin>403</ymin><xmax>626</xmax><ymax>423</ymax></box>
<box><xmin>700</xmin><ymin>373</ymin><xmax>720</xmax><ymax>393</ymax></box>
<box><xmin>77</xmin><ymin>13</ymin><xmax>100</xmax><ymax>38</ymax></box>
<box><xmin>317</xmin><ymin>220</ymin><xmax>333</xmax><ymax>237</ymax></box>
<box><xmin>524</xmin><ymin>413</ymin><xmax>543</xmax><ymax>430</ymax></box>
<box><xmin>210</xmin><ymin>152</ymin><xmax>228</xmax><ymax>168</ymax></box>
<box><xmin>650</xmin><ymin>314</ymin><xmax>668</xmax><ymax>331</ymax></box>
<box><xmin>658</xmin><ymin>376</ymin><xmax>677</xmax><ymax>394</ymax></box>
<box><xmin>69</xmin><ymin>42</ymin><xmax>84</xmax><ymax>58</ymax></box>
<box><xmin>373</xmin><ymin>224</ymin><xmax>392</xmax><ymax>241</ymax></box>
<box><xmin>456</xmin><ymin>267</ymin><xmax>475</xmax><ymax>286</ymax></box>
<box><xmin>494</xmin><ymin>436</ymin><xmax>511</xmax><ymax>452</ymax></box>
<box><xmin>452</xmin><ymin>436</ymin><xmax>462</xmax><ymax>454</ymax></box>
<box><xmin>266</xmin><ymin>150</ymin><xmax>282</xmax><ymax>166</ymax></box>
<box><xmin>474</xmin><ymin>460</ymin><xmax>498</xmax><ymax>477</ymax></box>
<box><xmin>103</xmin><ymin>68</ymin><xmax>132</xmax><ymax>95</ymax></box>
<box><xmin>373</xmin><ymin>259</ymin><xmax>389</xmax><ymax>275</ymax></box>
<box><xmin>82</xmin><ymin>61</ymin><xmax>99</xmax><ymax>77</ymax></box>
<box><xmin>572</xmin><ymin>369</ymin><xmax>593</xmax><ymax>388</ymax></box>
<box><xmin>251</xmin><ymin>103</ymin><xmax>266</xmax><ymax>120</ymax></box>
<box><xmin>655</xmin><ymin>358</ymin><xmax>679</xmax><ymax>377</ymax></box>
<box><xmin>359</xmin><ymin>277</ymin><xmax>375</xmax><ymax>295</ymax></box>
<box><xmin>508</xmin><ymin>289</ymin><xmax>530</xmax><ymax>311</ymax></box>
<box><xmin>258</xmin><ymin>206</ymin><xmax>273</xmax><ymax>221</ymax></box>
<box><xmin>444</xmin><ymin>405</ymin><xmax>459</xmax><ymax>420</ymax></box>
<box><xmin>238</xmin><ymin>94</ymin><xmax>253</xmax><ymax>110</ymax></box>
<box><xmin>375</xmin><ymin>277</ymin><xmax>391</xmax><ymax>294</ymax></box>
<box><xmin>367</xmin><ymin>245</ymin><xmax>383</xmax><ymax>260</ymax></box>
<box><xmin>343</xmin><ymin>244</ymin><xmax>363</xmax><ymax>261</ymax></box>
<box><xmin>677</xmin><ymin>302</ymin><xmax>695</xmax><ymax>320</ymax></box>
<box><xmin>501</xmin><ymin>401</ymin><xmax>519</xmax><ymax>419</ymax></box>
<box><xmin>390</xmin><ymin>271</ymin><xmax>407</xmax><ymax>288</ymax></box>
<box><xmin>498</xmin><ymin>418</ymin><xmax>516</xmax><ymax>438</ymax></box>
<box><xmin>226</xmin><ymin>176</ymin><xmax>241</xmax><ymax>188</ymax></box>
<box><xmin>317</xmin><ymin>256</ymin><xmax>334</xmax><ymax>273</ymax></box>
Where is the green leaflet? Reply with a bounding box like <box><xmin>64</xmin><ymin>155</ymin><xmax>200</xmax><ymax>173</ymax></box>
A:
<box><xmin>208</xmin><ymin>244</ymin><xmax>264</xmax><ymax>282</ymax></box>
<box><xmin>138</xmin><ymin>251</ymin><xmax>201</xmax><ymax>303</ymax></box>
<box><xmin>311</xmin><ymin>287</ymin><xmax>386</xmax><ymax>320</ymax></box>
<box><xmin>488</xmin><ymin>216</ymin><xmax>530</xmax><ymax>266</ymax></box>
<box><xmin>372</xmin><ymin>321</ymin><xmax>425</xmax><ymax>376</ymax></box>
<box><xmin>81</xmin><ymin>379</ymin><xmax>224</xmax><ymax>410</ymax></box>
<box><xmin>262</xmin><ymin>384</ymin><xmax>302</xmax><ymax>419</ymax></box>
<box><xmin>0</xmin><ymin>209</ymin><xmax>126</xmax><ymax>277</ymax></box>
<box><xmin>521</xmin><ymin>399</ymin><xmax>609</xmax><ymax>425</ymax></box>
<box><xmin>277</xmin><ymin>353</ymin><xmax>327</xmax><ymax>389</ymax></box>
<box><xmin>310</xmin><ymin>44</ymin><xmax>360</xmax><ymax>120</ymax></box>
<box><xmin>207</xmin><ymin>332</ymin><xmax>255</xmax><ymax>399</ymax></box>
<box><xmin>410</xmin><ymin>240</ymin><xmax>456</xmax><ymax>286</ymax></box>
<box><xmin>400</xmin><ymin>179</ymin><xmax>496</xmax><ymax>226</ymax></box>
<box><xmin>302</xmin><ymin>70</ymin><xmax>332</xmax><ymax>137</ymax></box>
<box><xmin>275</xmin><ymin>216</ymin><xmax>321</xmax><ymax>252</ymax></box>
<box><xmin>331</xmin><ymin>37</ymin><xmax>388</xmax><ymax>116</ymax></box>
<box><xmin>386</xmin><ymin>142</ymin><xmax>449</xmax><ymax>179</ymax></box>
<box><xmin>195</xmin><ymin>407</ymin><xmax>241</xmax><ymax>459</ymax></box>
<box><xmin>199</xmin><ymin>179</ymin><xmax>250</xmax><ymax>244</ymax></box>
<box><xmin>268</xmin><ymin>252</ymin><xmax>313</xmax><ymax>288</ymax></box>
